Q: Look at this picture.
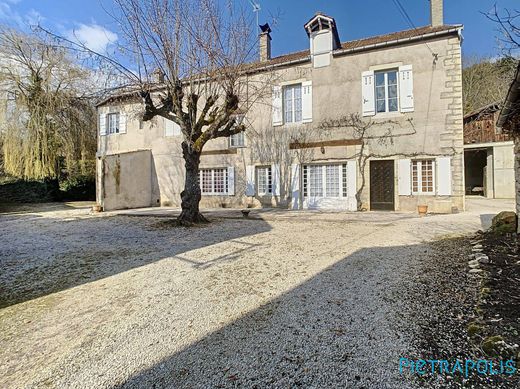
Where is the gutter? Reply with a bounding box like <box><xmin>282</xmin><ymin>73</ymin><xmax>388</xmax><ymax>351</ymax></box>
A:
<box><xmin>497</xmin><ymin>62</ymin><xmax>520</xmax><ymax>128</ymax></box>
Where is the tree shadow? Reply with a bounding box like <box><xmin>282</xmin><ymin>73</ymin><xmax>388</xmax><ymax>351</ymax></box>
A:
<box><xmin>114</xmin><ymin>243</ymin><xmax>434</xmax><ymax>389</ymax></box>
<box><xmin>0</xmin><ymin>214</ymin><xmax>272</xmax><ymax>309</ymax></box>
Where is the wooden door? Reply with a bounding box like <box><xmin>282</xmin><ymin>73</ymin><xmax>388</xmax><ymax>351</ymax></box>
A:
<box><xmin>370</xmin><ymin>160</ymin><xmax>395</xmax><ymax>211</ymax></box>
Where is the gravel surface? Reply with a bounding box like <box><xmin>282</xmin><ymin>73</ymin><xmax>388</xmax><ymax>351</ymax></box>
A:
<box><xmin>0</xmin><ymin>198</ymin><xmax>515</xmax><ymax>388</ymax></box>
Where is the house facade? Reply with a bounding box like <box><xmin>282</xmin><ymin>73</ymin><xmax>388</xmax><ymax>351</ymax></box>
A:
<box><xmin>96</xmin><ymin>0</ymin><xmax>465</xmax><ymax>213</ymax></box>
<box><xmin>464</xmin><ymin>103</ymin><xmax>515</xmax><ymax>198</ymax></box>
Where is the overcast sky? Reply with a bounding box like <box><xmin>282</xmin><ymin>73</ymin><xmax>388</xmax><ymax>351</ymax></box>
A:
<box><xmin>0</xmin><ymin>0</ymin><xmax>518</xmax><ymax>59</ymax></box>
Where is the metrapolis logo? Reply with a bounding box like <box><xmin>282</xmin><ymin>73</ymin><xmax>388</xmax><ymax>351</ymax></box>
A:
<box><xmin>399</xmin><ymin>358</ymin><xmax>517</xmax><ymax>378</ymax></box>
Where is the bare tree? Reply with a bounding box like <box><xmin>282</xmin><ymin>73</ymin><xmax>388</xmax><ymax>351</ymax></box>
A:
<box><xmin>462</xmin><ymin>55</ymin><xmax>518</xmax><ymax>114</ymax></box>
<box><xmin>486</xmin><ymin>5</ymin><xmax>520</xmax><ymax>54</ymax></box>
<box><xmin>0</xmin><ymin>26</ymin><xmax>96</xmax><ymax>183</ymax></box>
<box><xmin>45</xmin><ymin>0</ymin><xmax>269</xmax><ymax>224</ymax></box>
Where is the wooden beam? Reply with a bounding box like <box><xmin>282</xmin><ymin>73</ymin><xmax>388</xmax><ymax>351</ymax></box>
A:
<box><xmin>201</xmin><ymin>148</ymin><xmax>238</xmax><ymax>156</ymax></box>
<box><xmin>289</xmin><ymin>139</ymin><xmax>362</xmax><ymax>150</ymax></box>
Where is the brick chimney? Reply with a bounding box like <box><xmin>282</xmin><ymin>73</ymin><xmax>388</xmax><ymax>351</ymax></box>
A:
<box><xmin>430</xmin><ymin>0</ymin><xmax>444</xmax><ymax>27</ymax></box>
<box><xmin>259</xmin><ymin>23</ymin><xmax>271</xmax><ymax>62</ymax></box>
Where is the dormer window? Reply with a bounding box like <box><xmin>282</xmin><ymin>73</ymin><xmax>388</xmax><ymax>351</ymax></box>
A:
<box><xmin>304</xmin><ymin>13</ymin><xmax>341</xmax><ymax>68</ymax></box>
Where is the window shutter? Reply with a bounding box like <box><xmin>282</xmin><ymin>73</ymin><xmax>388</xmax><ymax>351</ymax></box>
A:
<box><xmin>227</xmin><ymin>166</ymin><xmax>235</xmax><ymax>195</ymax></box>
<box><xmin>119</xmin><ymin>113</ymin><xmax>127</xmax><ymax>134</ymax></box>
<box><xmin>272</xmin><ymin>163</ymin><xmax>281</xmax><ymax>196</ymax></box>
<box><xmin>290</xmin><ymin>163</ymin><xmax>300</xmax><ymax>210</ymax></box>
<box><xmin>398</xmin><ymin>159</ymin><xmax>412</xmax><ymax>195</ymax></box>
<box><xmin>399</xmin><ymin>65</ymin><xmax>414</xmax><ymax>113</ymax></box>
<box><xmin>361</xmin><ymin>70</ymin><xmax>375</xmax><ymax>117</ymax></box>
<box><xmin>99</xmin><ymin>113</ymin><xmax>106</xmax><ymax>136</ymax></box>
<box><xmin>302</xmin><ymin>81</ymin><xmax>313</xmax><ymax>123</ymax></box>
<box><xmin>436</xmin><ymin>157</ymin><xmax>452</xmax><ymax>196</ymax></box>
<box><xmin>347</xmin><ymin>160</ymin><xmax>357</xmax><ymax>211</ymax></box>
<box><xmin>245</xmin><ymin>165</ymin><xmax>255</xmax><ymax>196</ymax></box>
<box><xmin>272</xmin><ymin>86</ymin><xmax>283</xmax><ymax>126</ymax></box>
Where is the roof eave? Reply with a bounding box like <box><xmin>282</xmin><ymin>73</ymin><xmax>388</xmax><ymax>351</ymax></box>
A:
<box><xmin>497</xmin><ymin>62</ymin><xmax>520</xmax><ymax>128</ymax></box>
<box><xmin>333</xmin><ymin>25</ymin><xmax>463</xmax><ymax>57</ymax></box>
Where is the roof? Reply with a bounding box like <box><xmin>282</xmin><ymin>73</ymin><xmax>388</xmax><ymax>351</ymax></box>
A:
<box><xmin>497</xmin><ymin>61</ymin><xmax>520</xmax><ymax>128</ymax></box>
<box><xmin>463</xmin><ymin>102</ymin><xmax>501</xmax><ymax>122</ymax></box>
<box><xmin>97</xmin><ymin>23</ymin><xmax>463</xmax><ymax>107</ymax></box>
<box><xmin>252</xmin><ymin>24</ymin><xmax>461</xmax><ymax>69</ymax></box>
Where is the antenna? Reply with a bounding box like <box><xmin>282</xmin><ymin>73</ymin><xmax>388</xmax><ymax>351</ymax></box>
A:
<box><xmin>248</xmin><ymin>0</ymin><xmax>261</xmax><ymax>34</ymax></box>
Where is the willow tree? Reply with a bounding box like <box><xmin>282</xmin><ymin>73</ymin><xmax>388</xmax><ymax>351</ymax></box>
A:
<box><xmin>0</xmin><ymin>27</ymin><xmax>96</xmax><ymax>182</ymax></box>
<box><xmin>52</xmin><ymin>0</ymin><xmax>264</xmax><ymax>224</ymax></box>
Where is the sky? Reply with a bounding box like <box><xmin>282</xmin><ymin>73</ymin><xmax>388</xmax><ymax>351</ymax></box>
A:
<box><xmin>0</xmin><ymin>0</ymin><xmax>518</xmax><ymax>58</ymax></box>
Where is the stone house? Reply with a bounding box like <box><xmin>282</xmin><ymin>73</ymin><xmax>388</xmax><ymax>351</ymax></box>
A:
<box><xmin>464</xmin><ymin>103</ymin><xmax>515</xmax><ymax>198</ymax></box>
<box><xmin>96</xmin><ymin>0</ymin><xmax>465</xmax><ymax>213</ymax></box>
<box><xmin>497</xmin><ymin>61</ymin><xmax>520</xmax><ymax>232</ymax></box>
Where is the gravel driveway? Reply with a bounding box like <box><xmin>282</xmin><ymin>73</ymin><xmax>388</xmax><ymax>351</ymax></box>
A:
<box><xmin>0</xmin><ymin>198</ymin><xmax>514</xmax><ymax>388</ymax></box>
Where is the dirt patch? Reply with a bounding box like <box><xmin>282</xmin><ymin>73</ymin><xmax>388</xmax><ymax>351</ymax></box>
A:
<box><xmin>476</xmin><ymin>232</ymin><xmax>520</xmax><ymax>362</ymax></box>
<box><xmin>409</xmin><ymin>236</ymin><xmax>520</xmax><ymax>388</ymax></box>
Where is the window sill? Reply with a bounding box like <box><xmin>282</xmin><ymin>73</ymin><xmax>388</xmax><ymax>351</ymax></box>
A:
<box><xmin>201</xmin><ymin>193</ymin><xmax>230</xmax><ymax>196</ymax></box>
<box><xmin>373</xmin><ymin>112</ymin><xmax>405</xmax><ymax>119</ymax></box>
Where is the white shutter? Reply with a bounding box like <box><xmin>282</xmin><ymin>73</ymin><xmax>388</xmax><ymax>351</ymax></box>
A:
<box><xmin>290</xmin><ymin>163</ymin><xmax>300</xmax><ymax>210</ymax></box>
<box><xmin>99</xmin><ymin>113</ymin><xmax>106</xmax><ymax>136</ymax></box>
<box><xmin>347</xmin><ymin>160</ymin><xmax>357</xmax><ymax>211</ymax></box>
<box><xmin>362</xmin><ymin>70</ymin><xmax>375</xmax><ymax>117</ymax></box>
<box><xmin>245</xmin><ymin>165</ymin><xmax>255</xmax><ymax>196</ymax></box>
<box><xmin>173</xmin><ymin>121</ymin><xmax>181</xmax><ymax>136</ymax></box>
<box><xmin>399</xmin><ymin>65</ymin><xmax>414</xmax><ymax>113</ymax></box>
<box><xmin>227</xmin><ymin>166</ymin><xmax>235</xmax><ymax>195</ymax></box>
<box><xmin>398</xmin><ymin>159</ymin><xmax>412</xmax><ymax>195</ymax></box>
<box><xmin>436</xmin><ymin>157</ymin><xmax>452</xmax><ymax>196</ymax></box>
<box><xmin>119</xmin><ymin>113</ymin><xmax>127</xmax><ymax>134</ymax></box>
<box><xmin>272</xmin><ymin>164</ymin><xmax>281</xmax><ymax>196</ymax></box>
<box><xmin>302</xmin><ymin>81</ymin><xmax>313</xmax><ymax>123</ymax></box>
<box><xmin>272</xmin><ymin>86</ymin><xmax>283</xmax><ymax>126</ymax></box>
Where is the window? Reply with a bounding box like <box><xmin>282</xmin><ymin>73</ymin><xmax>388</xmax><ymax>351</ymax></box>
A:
<box><xmin>375</xmin><ymin>70</ymin><xmax>399</xmax><ymax>113</ymax></box>
<box><xmin>106</xmin><ymin>113</ymin><xmax>120</xmax><ymax>134</ymax></box>
<box><xmin>283</xmin><ymin>84</ymin><xmax>302</xmax><ymax>123</ymax></box>
<box><xmin>229</xmin><ymin>132</ymin><xmax>245</xmax><ymax>148</ymax></box>
<box><xmin>256</xmin><ymin>166</ymin><xmax>272</xmax><ymax>195</ymax></box>
<box><xmin>302</xmin><ymin>164</ymin><xmax>348</xmax><ymax>198</ymax></box>
<box><xmin>200</xmin><ymin>168</ymin><xmax>229</xmax><ymax>195</ymax></box>
<box><xmin>412</xmin><ymin>160</ymin><xmax>434</xmax><ymax>194</ymax></box>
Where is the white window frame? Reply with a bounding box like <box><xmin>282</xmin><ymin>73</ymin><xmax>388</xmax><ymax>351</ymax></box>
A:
<box><xmin>106</xmin><ymin>112</ymin><xmax>120</xmax><ymax>134</ymax></box>
<box><xmin>229</xmin><ymin>132</ymin><xmax>245</xmax><ymax>148</ymax></box>
<box><xmin>200</xmin><ymin>168</ymin><xmax>229</xmax><ymax>195</ymax></box>
<box><xmin>283</xmin><ymin>84</ymin><xmax>302</xmax><ymax>124</ymax></box>
<box><xmin>411</xmin><ymin>159</ymin><xmax>435</xmax><ymax>195</ymax></box>
<box><xmin>374</xmin><ymin>70</ymin><xmax>399</xmax><ymax>114</ymax></box>
<box><xmin>302</xmin><ymin>164</ymin><xmax>348</xmax><ymax>198</ymax></box>
<box><xmin>256</xmin><ymin>166</ymin><xmax>272</xmax><ymax>196</ymax></box>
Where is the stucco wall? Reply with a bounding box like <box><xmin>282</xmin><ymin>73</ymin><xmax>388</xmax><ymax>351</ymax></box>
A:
<box><xmin>96</xmin><ymin>30</ymin><xmax>464</xmax><ymax>213</ymax></box>
<box><xmin>97</xmin><ymin>149</ymin><xmax>153</xmax><ymax>211</ymax></box>
<box><xmin>493</xmin><ymin>144</ymin><xmax>515</xmax><ymax>199</ymax></box>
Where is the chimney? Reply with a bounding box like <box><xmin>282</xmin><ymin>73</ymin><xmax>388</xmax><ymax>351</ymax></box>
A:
<box><xmin>259</xmin><ymin>23</ymin><xmax>272</xmax><ymax>62</ymax></box>
<box><xmin>430</xmin><ymin>0</ymin><xmax>444</xmax><ymax>27</ymax></box>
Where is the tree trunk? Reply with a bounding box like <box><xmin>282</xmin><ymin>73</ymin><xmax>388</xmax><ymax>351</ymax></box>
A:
<box><xmin>178</xmin><ymin>142</ymin><xmax>208</xmax><ymax>224</ymax></box>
